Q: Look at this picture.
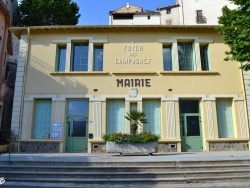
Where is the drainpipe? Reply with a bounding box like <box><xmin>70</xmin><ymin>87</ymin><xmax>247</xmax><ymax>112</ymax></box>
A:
<box><xmin>181</xmin><ymin>0</ymin><xmax>185</xmax><ymax>25</ymax></box>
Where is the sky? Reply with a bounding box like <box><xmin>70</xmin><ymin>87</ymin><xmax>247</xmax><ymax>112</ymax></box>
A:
<box><xmin>72</xmin><ymin>0</ymin><xmax>176</xmax><ymax>25</ymax></box>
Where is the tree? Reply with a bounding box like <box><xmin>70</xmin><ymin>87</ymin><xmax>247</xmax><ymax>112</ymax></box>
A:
<box><xmin>217</xmin><ymin>0</ymin><xmax>250</xmax><ymax>71</ymax></box>
<box><xmin>125</xmin><ymin>109</ymin><xmax>148</xmax><ymax>134</ymax></box>
<box><xmin>18</xmin><ymin>0</ymin><xmax>81</xmax><ymax>26</ymax></box>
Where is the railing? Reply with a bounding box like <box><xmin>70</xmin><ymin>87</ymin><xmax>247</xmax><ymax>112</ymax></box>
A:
<box><xmin>196</xmin><ymin>16</ymin><xmax>207</xmax><ymax>23</ymax></box>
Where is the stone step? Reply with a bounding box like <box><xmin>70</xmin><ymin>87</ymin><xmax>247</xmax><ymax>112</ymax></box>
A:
<box><xmin>1</xmin><ymin>159</ymin><xmax>250</xmax><ymax>166</ymax></box>
<box><xmin>4</xmin><ymin>175</ymin><xmax>250</xmax><ymax>185</ymax></box>
<box><xmin>2</xmin><ymin>169</ymin><xmax>250</xmax><ymax>179</ymax></box>
<box><xmin>1</xmin><ymin>163</ymin><xmax>250</xmax><ymax>172</ymax></box>
<box><xmin>2</xmin><ymin>181</ymin><xmax>250</xmax><ymax>188</ymax></box>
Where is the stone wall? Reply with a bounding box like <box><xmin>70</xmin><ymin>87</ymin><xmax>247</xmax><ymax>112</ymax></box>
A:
<box><xmin>209</xmin><ymin>142</ymin><xmax>249</xmax><ymax>151</ymax></box>
<box><xmin>157</xmin><ymin>143</ymin><xmax>178</xmax><ymax>152</ymax></box>
<box><xmin>91</xmin><ymin>143</ymin><xmax>106</xmax><ymax>153</ymax></box>
<box><xmin>19</xmin><ymin>142</ymin><xmax>60</xmax><ymax>153</ymax></box>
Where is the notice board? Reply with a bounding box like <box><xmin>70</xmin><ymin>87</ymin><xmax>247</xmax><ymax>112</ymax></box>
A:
<box><xmin>50</xmin><ymin>123</ymin><xmax>63</xmax><ymax>139</ymax></box>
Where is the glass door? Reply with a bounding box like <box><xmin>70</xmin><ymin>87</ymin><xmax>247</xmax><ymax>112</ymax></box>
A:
<box><xmin>65</xmin><ymin>99</ymin><xmax>89</xmax><ymax>153</ymax></box>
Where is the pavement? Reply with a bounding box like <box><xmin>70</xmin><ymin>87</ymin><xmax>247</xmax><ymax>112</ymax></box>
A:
<box><xmin>1</xmin><ymin>151</ymin><xmax>250</xmax><ymax>188</ymax></box>
<box><xmin>1</xmin><ymin>151</ymin><xmax>250</xmax><ymax>163</ymax></box>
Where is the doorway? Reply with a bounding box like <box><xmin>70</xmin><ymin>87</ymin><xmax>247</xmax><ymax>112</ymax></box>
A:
<box><xmin>180</xmin><ymin>100</ymin><xmax>203</xmax><ymax>152</ymax></box>
<box><xmin>65</xmin><ymin>99</ymin><xmax>89</xmax><ymax>152</ymax></box>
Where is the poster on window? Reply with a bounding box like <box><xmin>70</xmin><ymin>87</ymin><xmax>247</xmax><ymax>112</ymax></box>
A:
<box><xmin>50</xmin><ymin>123</ymin><xmax>63</xmax><ymax>139</ymax></box>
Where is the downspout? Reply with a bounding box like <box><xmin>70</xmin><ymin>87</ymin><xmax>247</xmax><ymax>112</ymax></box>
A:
<box><xmin>181</xmin><ymin>0</ymin><xmax>185</xmax><ymax>25</ymax></box>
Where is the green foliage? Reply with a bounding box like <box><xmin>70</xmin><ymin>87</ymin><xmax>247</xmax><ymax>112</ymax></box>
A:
<box><xmin>217</xmin><ymin>0</ymin><xmax>250</xmax><ymax>70</ymax></box>
<box><xmin>102</xmin><ymin>132</ymin><xmax>160</xmax><ymax>144</ymax></box>
<box><xmin>18</xmin><ymin>0</ymin><xmax>81</xmax><ymax>26</ymax></box>
<box><xmin>125</xmin><ymin>109</ymin><xmax>148</xmax><ymax>134</ymax></box>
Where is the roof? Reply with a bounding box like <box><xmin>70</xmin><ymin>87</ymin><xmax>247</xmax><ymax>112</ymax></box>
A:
<box><xmin>9</xmin><ymin>25</ymin><xmax>218</xmax><ymax>39</ymax></box>
<box><xmin>157</xmin><ymin>4</ymin><xmax>180</xmax><ymax>11</ymax></box>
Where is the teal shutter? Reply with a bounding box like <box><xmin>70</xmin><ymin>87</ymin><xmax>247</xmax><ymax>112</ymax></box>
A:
<box><xmin>34</xmin><ymin>100</ymin><xmax>52</xmax><ymax>139</ymax></box>
<box><xmin>106</xmin><ymin>99</ymin><xmax>125</xmax><ymax>134</ymax></box>
<box><xmin>143</xmin><ymin>99</ymin><xmax>161</xmax><ymax>134</ymax></box>
<box><xmin>216</xmin><ymin>99</ymin><xmax>234</xmax><ymax>138</ymax></box>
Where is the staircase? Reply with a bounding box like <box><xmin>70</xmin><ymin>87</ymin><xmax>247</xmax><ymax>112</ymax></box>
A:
<box><xmin>1</xmin><ymin>158</ymin><xmax>250</xmax><ymax>187</ymax></box>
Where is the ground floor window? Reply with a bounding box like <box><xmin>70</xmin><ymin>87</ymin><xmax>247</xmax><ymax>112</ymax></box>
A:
<box><xmin>216</xmin><ymin>98</ymin><xmax>234</xmax><ymax>138</ymax></box>
<box><xmin>33</xmin><ymin>99</ymin><xmax>52</xmax><ymax>139</ymax></box>
<box><xmin>143</xmin><ymin>99</ymin><xmax>161</xmax><ymax>134</ymax></box>
<box><xmin>106</xmin><ymin>99</ymin><xmax>125</xmax><ymax>134</ymax></box>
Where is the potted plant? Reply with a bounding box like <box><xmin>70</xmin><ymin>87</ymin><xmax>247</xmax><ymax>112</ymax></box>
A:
<box><xmin>103</xmin><ymin>110</ymin><xmax>160</xmax><ymax>155</ymax></box>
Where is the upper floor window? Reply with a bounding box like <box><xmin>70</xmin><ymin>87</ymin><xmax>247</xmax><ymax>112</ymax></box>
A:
<box><xmin>166</xmin><ymin>9</ymin><xmax>171</xmax><ymax>14</ymax></box>
<box><xmin>196</xmin><ymin>10</ymin><xmax>207</xmax><ymax>23</ymax></box>
<box><xmin>56</xmin><ymin>45</ymin><xmax>66</xmax><ymax>71</ymax></box>
<box><xmin>200</xmin><ymin>44</ymin><xmax>210</xmax><ymax>71</ymax></box>
<box><xmin>93</xmin><ymin>45</ymin><xmax>103</xmax><ymax>71</ymax></box>
<box><xmin>72</xmin><ymin>43</ymin><xmax>88</xmax><ymax>71</ymax></box>
<box><xmin>163</xmin><ymin>45</ymin><xmax>172</xmax><ymax>71</ymax></box>
<box><xmin>178</xmin><ymin>42</ymin><xmax>195</xmax><ymax>71</ymax></box>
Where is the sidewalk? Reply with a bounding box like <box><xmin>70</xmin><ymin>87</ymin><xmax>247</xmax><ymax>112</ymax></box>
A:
<box><xmin>0</xmin><ymin>151</ymin><xmax>250</xmax><ymax>163</ymax></box>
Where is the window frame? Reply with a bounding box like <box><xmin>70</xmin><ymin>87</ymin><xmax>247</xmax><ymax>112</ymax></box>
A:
<box><xmin>71</xmin><ymin>42</ymin><xmax>89</xmax><ymax>71</ymax></box>
<box><xmin>177</xmin><ymin>41</ymin><xmax>196</xmax><ymax>71</ymax></box>
<box><xmin>93</xmin><ymin>44</ymin><xmax>104</xmax><ymax>71</ymax></box>
<box><xmin>216</xmin><ymin>98</ymin><xmax>234</xmax><ymax>138</ymax></box>
<box><xmin>33</xmin><ymin>99</ymin><xmax>52</xmax><ymax>139</ymax></box>
<box><xmin>55</xmin><ymin>45</ymin><xmax>67</xmax><ymax>72</ymax></box>
<box><xmin>163</xmin><ymin>44</ymin><xmax>173</xmax><ymax>71</ymax></box>
<box><xmin>200</xmin><ymin>44</ymin><xmax>210</xmax><ymax>71</ymax></box>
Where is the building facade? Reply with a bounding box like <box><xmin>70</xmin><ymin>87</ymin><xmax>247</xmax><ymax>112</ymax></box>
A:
<box><xmin>0</xmin><ymin>0</ymin><xmax>18</xmax><ymax>138</ymax></box>
<box><xmin>109</xmin><ymin>3</ymin><xmax>161</xmax><ymax>25</ymax></box>
<box><xmin>10</xmin><ymin>25</ymin><xmax>249</xmax><ymax>153</ymax></box>
<box><xmin>109</xmin><ymin>1</ymin><xmax>236</xmax><ymax>25</ymax></box>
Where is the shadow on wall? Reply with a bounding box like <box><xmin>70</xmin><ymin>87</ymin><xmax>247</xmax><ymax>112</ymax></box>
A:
<box><xmin>19</xmin><ymin>49</ymin><xmax>88</xmax><ymax>93</ymax></box>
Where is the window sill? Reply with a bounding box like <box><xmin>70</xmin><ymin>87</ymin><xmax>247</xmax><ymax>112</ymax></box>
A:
<box><xmin>50</xmin><ymin>71</ymin><xmax>109</xmax><ymax>76</ymax></box>
<box><xmin>112</xmin><ymin>71</ymin><xmax>157</xmax><ymax>75</ymax></box>
<box><xmin>160</xmin><ymin>71</ymin><xmax>219</xmax><ymax>75</ymax></box>
<box><xmin>207</xmin><ymin>138</ymin><xmax>249</xmax><ymax>142</ymax></box>
<box><xmin>18</xmin><ymin>139</ymin><xmax>63</xmax><ymax>142</ymax></box>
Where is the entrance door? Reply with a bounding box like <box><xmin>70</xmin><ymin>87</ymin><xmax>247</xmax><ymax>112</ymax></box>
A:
<box><xmin>65</xmin><ymin>99</ymin><xmax>89</xmax><ymax>153</ymax></box>
<box><xmin>180</xmin><ymin>100</ymin><xmax>203</xmax><ymax>152</ymax></box>
<box><xmin>66</xmin><ymin>115</ymin><xmax>88</xmax><ymax>152</ymax></box>
<box><xmin>181</xmin><ymin>113</ymin><xmax>202</xmax><ymax>152</ymax></box>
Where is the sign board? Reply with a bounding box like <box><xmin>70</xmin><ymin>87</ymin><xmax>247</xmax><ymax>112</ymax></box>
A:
<box><xmin>50</xmin><ymin>123</ymin><xmax>63</xmax><ymax>139</ymax></box>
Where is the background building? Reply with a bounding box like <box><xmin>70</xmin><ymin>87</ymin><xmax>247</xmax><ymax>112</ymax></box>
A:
<box><xmin>109</xmin><ymin>0</ymin><xmax>236</xmax><ymax>25</ymax></box>
<box><xmin>10</xmin><ymin>25</ymin><xmax>249</xmax><ymax>153</ymax></box>
<box><xmin>0</xmin><ymin>0</ymin><xmax>18</xmax><ymax>137</ymax></box>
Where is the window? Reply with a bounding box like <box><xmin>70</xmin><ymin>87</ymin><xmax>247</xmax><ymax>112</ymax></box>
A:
<box><xmin>106</xmin><ymin>99</ymin><xmax>125</xmax><ymax>134</ymax></box>
<box><xmin>33</xmin><ymin>99</ymin><xmax>52</xmax><ymax>139</ymax></box>
<box><xmin>216</xmin><ymin>99</ymin><xmax>234</xmax><ymax>138</ymax></box>
<box><xmin>147</xmin><ymin>15</ymin><xmax>151</xmax><ymax>19</ymax></box>
<box><xmin>72</xmin><ymin>43</ymin><xmax>88</xmax><ymax>71</ymax></box>
<box><xmin>178</xmin><ymin>42</ymin><xmax>195</xmax><ymax>71</ymax></box>
<box><xmin>163</xmin><ymin>45</ymin><xmax>172</xmax><ymax>71</ymax></box>
<box><xmin>93</xmin><ymin>45</ymin><xmax>103</xmax><ymax>71</ymax></box>
<box><xmin>166</xmin><ymin>9</ymin><xmax>171</xmax><ymax>14</ymax></box>
<box><xmin>56</xmin><ymin>46</ymin><xmax>66</xmax><ymax>71</ymax></box>
<box><xmin>143</xmin><ymin>99</ymin><xmax>161</xmax><ymax>135</ymax></box>
<box><xmin>196</xmin><ymin>10</ymin><xmax>207</xmax><ymax>23</ymax></box>
<box><xmin>200</xmin><ymin>45</ymin><xmax>209</xmax><ymax>71</ymax></box>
